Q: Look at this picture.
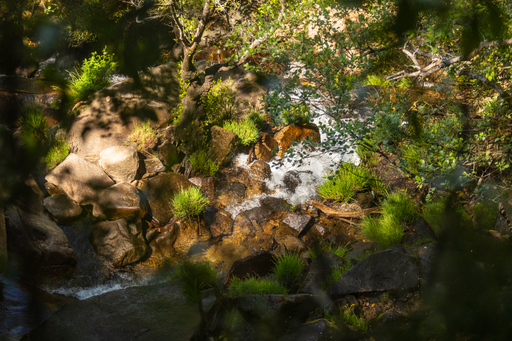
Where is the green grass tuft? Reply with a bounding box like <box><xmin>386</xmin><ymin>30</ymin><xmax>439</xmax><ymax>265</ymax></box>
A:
<box><xmin>173</xmin><ymin>260</ymin><xmax>218</xmax><ymax>302</ymax></box>
<box><xmin>129</xmin><ymin>121</ymin><xmax>159</xmax><ymax>150</ymax></box>
<box><xmin>228</xmin><ymin>276</ymin><xmax>287</xmax><ymax>297</ymax></box>
<box><xmin>274</xmin><ymin>253</ymin><xmax>304</xmax><ymax>292</ymax></box>
<box><xmin>189</xmin><ymin>149</ymin><xmax>220</xmax><ymax>177</ymax></box>
<box><xmin>45</xmin><ymin>138</ymin><xmax>70</xmax><ymax>170</ymax></box>
<box><xmin>171</xmin><ymin>186</ymin><xmax>210</xmax><ymax>218</ymax></box>
<box><xmin>342</xmin><ymin>305</ymin><xmax>368</xmax><ymax>333</ymax></box>
<box><xmin>223</xmin><ymin>117</ymin><xmax>260</xmax><ymax>146</ymax></box>
<box><xmin>381</xmin><ymin>191</ymin><xmax>418</xmax><ymax>224</ymax></box>
<box><xmin>19</xmin><ymin>102</ymin><xmax>48</xmax><ymax>143</ymax></box>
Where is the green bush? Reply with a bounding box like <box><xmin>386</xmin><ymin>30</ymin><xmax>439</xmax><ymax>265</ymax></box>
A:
<box><xmin>278</xmin><ymin>102</ymin><xmax>311</xmax><ymax>126</ymax></box>
<box><xmin>204</xmin><ymin>78</ymin><xmax>239</xmax><ymax>127</ymax></box>
<box><xmin>223</xmin><ymin>117</ymin><xmax>259</xmax><ymax>146</ymax></box>
<box><xmin>171</xmin><ymin>186</ymin><xmax>210</xmax><ymax>218</ymax></box>
<box><xmin>173</xmin><ymin>260</ymin><xmax>218</xmax><ymax>301</ymax></box>
<box><xmin>274</xmin><ymin>253</ymin><xmax>304</xmax><ymax>292</ymax></box>
<box><xmin>318</xmin><ymin>163</ymin><xmax>386</xmax><ymax>203</ymax></box>
<box><xmin>381</xmin><ymin>191</ymin><xmax>418</xmax><ymax>224</ymax></box>
<box><xmin>69</xmin><ymin>47</ymin><xmax>117</xmax><ymax>102</ymax></box>
<box><xmin>422</xmin><ymin>196</ymin><xmax>473</xmax><ymax>235</ymax></box>
<box><xmin>228</xmin><ymin>276</ymin><xmax>287</xmax><ymax>297</ymax></box>
<box><xmin>45</xmin><ymin>138</ymin><xmax>70</xmax><ymax>170</ymax></box>
<box><xmin>128</xmin><ymin>121</ymin><xmax>159</xmax><ymax>150</ymax></box>
<box><xmin>189</xmin><ymin>149</ymin><xmax>219</xmax><ymax>177</ymax></box>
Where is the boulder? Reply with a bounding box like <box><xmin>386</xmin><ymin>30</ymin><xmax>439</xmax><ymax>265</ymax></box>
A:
<box><xmin>254</xmin><ymin>132</ymin><xmax>278</xmax><ymax>162</ymax></box>
<box><xmin>208</xmin><ymin>125</ymin><xmax>239</xmax><ymax>166</ymax></box>
<box><xmin>89</xmin><ymin>217</ymin><xmax>147</xmax><ymax>267</ymax></box>
<box><xmin>217</xmin><ymin>181</ymin><xmax>247</xmax><ymax>207</ymax></box>
<box><xmin>299</xmin><ymin>252</ymin><xmax>341</xmax><ymax>294</ymax></box>
<box><xmin>0</xmin><ymin>207</ymin><xmax>7</xmax><ymax>273</ymax></box>
<box><xmin>172</xmin><ymin>218</ymin><xmax>211</xmax><ymax>256</ymax></box>
<box><xmin>283</xmin><ymin>171</ymin><xmax>301</xmax><ymax>192</ymax></box>
<box><xmin>418</xmin><ymin>242</ymin><xmax>437</xmax><ymax>287</ymax></box>
<box><xmin>329</xmin><ymin>249</ymin><xmax>420</xmax><ymax>296</ymax></box>
<box><xmin>248</xmin><ymin>160</ymin><xmax>271</xmax><ymax>181</ymax></box>
<box><xmin>278</xmin><ymin>319</ymin><xmax>345</xmax><ymax>341</ymax></box>
<box><xmin>282</xmin><ymin>213</ymin><xmax>313</xmax><ymax>236</ymax></box>
<box><xmin>43</xmin><ymin>193</ymin><xmax>82</xmax><ymax>223</ymax></box>
<box><xmin>137</xmin><ymin>173</ymin><xmax>194</xmax><ymax>227</ymax></box>
<box><xmin>203</xmin><ymin>207</ymin><xmax>234</xmax><ymax>238</ymax></box>
<box><xmin>157</xmin><ymin>140</ymin><xmax>181</xmax><ymax>168</ymax></box>
<box><xmin>149</xmin><ymin>220</ymin><xmax>178</xmax><ymax>259</ymax></box>
<box><xmin>4</xmin><ymin>206</ymin><xmax>76</xmax><ymax>277</ymax></box>
<box><xmin>259</xmin><ymin>197</ymin><xmax>291</xmax><ymax>212</ymax></box>
<box><xmin>142</xmin><ymin>156</ymin><xmax>166</xmax><ymax>174</ymax></box>
<box><xmin>14</xmin><ymin>177</ymin><xmax>45</xmax><ymax>214</ymax></box>
<box><xmin>92</xmin><ymin>183</ymin><xmax>141</xmax><ymax>220</ymax></box>
<box><xmin>45</xmin><ymin>154</ymin><xmax>115</xmax><ymax>205</ymax></box>
<box><xmin>224</xmin><ymin>251</ymin><xmax>276</xmax><ymax>285</ymax></box>
<box><xmin>276</xmin><ymin>236</ymin><xmax>306</xmax><ymax>253</ymax></box>
<box><xmin>99</xmin><ymin>146</ymin><xmax>139</xmax><ymax>183</ymax></box>
<box><xmin>232</xmin><ymin>207</ymin><xmax>270</xmax><ymax>235</ymax></box>
<box><xmin>189</xmin><ymin>177</ymin><xmax>216</xmax><ymax>201</ymax></box>
<box><xmin>274</xmin><ymin>124</ymin><xmax>320</xmax><ymax>157</ymax></box>
<box><xmin>23</xmin><ymin>280</ymin><xmax>202</xmax><ymax>341</ymax></box>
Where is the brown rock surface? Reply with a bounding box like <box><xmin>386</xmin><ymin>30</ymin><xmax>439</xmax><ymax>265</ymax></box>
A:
<box><xmin>43</xmin><ymin>193</ymin><xmax>83</xmax><ymax>223</ymax></box>
<box><xmin>92</xmin><ymin>183</ymin><xmax>141</xmax><ymax>220</ymax></box>
<box><xmin>99</xmin><ymin>146</ymin><xmax>139</xmax><ymax>183</ymax></box>
<box><xmin>255</xmin><ymin>132</ymin><xmax>278</xmax><ymax>162</ymax></box>
<box><xmin>208</xmin><ymin>125</ymin><xmax>239</xmax><ymax>166</ymax></box>
<box><xmin>274</xmin><ymin>124</ymin><xmax>320</xmax><ymax>157</ymax></box>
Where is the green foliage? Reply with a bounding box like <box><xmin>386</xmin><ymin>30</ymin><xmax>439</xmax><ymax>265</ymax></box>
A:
<box><xmin>171</xmin><ymin>186</ymin><xmax>210</xmax><ymax>218</ymax></box>
<box><xmin>223</xmin><ymin>117</ymin><xmax>259</xmax><ymax>146</ymax></box>
<box><xmin>128</xmin><ymin>121</ymin><xmax>159</xmax><ymax>150</ymax></box>
<box><xmin>381</xmin><ymin>191</ymin><xmax>418</xmax><ymax>224</ymax></box>
<box><xmin>471</xmin><ymin>201</ymin><xmax>498</xmax><ymax>231</ymax></box>
<box><xmin>422</xmin><ymin>195</ymin><xmax>473</xmax><ymax>235</ymax></box>
<box><xmin>273</xmin><ymin>253</ymin><xmax>304</xmax><ymax>292</ymax></box>
<box><xmin>341</xmin><ymin>305</ymin><xmax>368</xmax><ymax>334</ymax></box>
<box><xmin>172</xmin><ymin>61</ymin><xmax>190</xmax><ymax>125</ymax></box>
<box><xmin>204</xmin><ymin>78</ymin><xmax>239</xmax><ymax>127</ymax></box>
<box><xmin>69</xmin><ymin>47</ymin><xmax>117</xmax><ymax>102</ymax></box>
<box><xmin>277</xmin><ymin>103</ymin><xmax>311</xmax><ymax>126</ymax></box>
<box><xmin>45</xmin><ymin>138</ymin><xmax>69</xmax><ymax>170</ymax></box>
<box><xmin>318</xmin><ymin>163</ymin><xmax>386</xmax><ymax>203</ymax></box>
<box><xmin>173</xmin><ymin>260</ymin><xmax>218</xmax><ymax>302</ymax></box>
<box><xmin>189</xmin><ymin>149</ymin><xmax>219</xmax><ymax>177</ymax></box>
<box><xmin>19</xmin><ymin>102</ymin><xmax>48</xmax><ymax>144</ymax></box>
<box><xmin>365</xmin><ymin>74</ymin><xmax>389</xmax><ymax>87</ymax></box>
<box><xmin>228</xmin><ymin>276</ymin><xmax>287</xmax><ymax>297</ymax></box>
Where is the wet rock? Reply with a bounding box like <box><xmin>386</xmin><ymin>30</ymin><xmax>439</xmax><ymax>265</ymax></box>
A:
<box><xmin>172</xmin><ymin>218</ymin><xmax>211</xmax><ymax>256</ymax></box>
<box><xmin>149</xmin><ymin>220</ymin><xmax>178</xmax><ymax>258</ymax></box>
<box><xmin>14</xmin><ymin>177</ymin><xmax>45</xmax><ymax>215</ymax></box>
<box><xmin>209</xmin><ymin>125</ymin><xmax>239</xmax><ymax>166</ymax></box>
<box><xmin>345</xmin><ymin>241</ymin><xmax>374</xmax><ymax>262</ymax></box>
<box><xmin>143</xmin><ymin>156</ymin><xmax>166</xmax><ymax>174</ymax></box>
<box><xmin>203</xmin><ymin>207</ymin><xmax>233</xmax><ymax>238</ymax></box>
<box><xmin>45</xmin><ymin>153</ymin><xmax>115</xmax><ymax>205</ymax></box>
<box><xmin>248</xmin><ymin>160</ymin><xmax>271</xmax><ymax>181</ymax></box>
<box><xmin>138</xmin><ymin>173</ymin><xmax>194</xmax><ymax>227</ymax></box>
<box><xmin>404</xmin><ymin>218</ymin><xmax>437</xmax><ymax>246</ymax></box>
<box><xmin>43</xmin><ymin>193</ymin><xmax>82</xmax><ymax>223</ymax></box>
<box><xmin>89</xmin><ymin>216</ymin><xmax>147</xmax><ymax>267</ymax></box>
<box><xmin>254</xmin><ymin>132</ymin><xmax>278</xmax><ymax>162</ymax></box>
<box><xmin>276</xmin><ymin>236</ymin><xmax>306</xmax><ymax>254</ymax></box>
<box><xmin>274</xmin><ymin>124</ymin><xmax>320</xmax><ymax>157</ymax></box>
<box><xmin>225</xmin><ymin>251</ymin><xmax>276</xmax><ymax>285</ymax></box>
<box><xmin>23</xmin><ymin>280</ymin><xmax>201</xmax><ymax>341</ymax></box>
<box><xmin>5</xmin><ymin>206</ymin><xmax>76</xmax><ymax>277</ymax></box>
<box><xmin>232</xmin><ymin>207</ymin><xmax>270</xmax><ymax>235</ymax></box>
<box><xmin>278</xmin><ymin>319</ymin><xmax>345</xmax><ymax>341</ymax></box>
<box><xmin>157</xmin><ymin>139</ymin><xmax>181</xmax><ymax>168</ymax></box>
<box><xmin>329</xmin><ymin>249</ymin><xmax>420</xmax><ymax>296</ymax></box>
<box><xmin>260</xmin><ymin>197</ymin><xmax>291</xmax><ymax>212</ymax></box>
<box><xmin>217</xmin><ymin>181</ymin><xmax>247</xmax><ymax>207</ymax></box>
<box><xmin>282</xmin><ymin>213</ymin><xmax>313</xmax><ymax>236</ymax></box>
<box><xmin>189</xmin><ymin>177</ymin><xmax>216</xmax><ymax>201</ymax></box>
<box><xmin>99</xmin><ymin>146</ymin><xmax>139</xmax><ymax>183</ymax></box>
<box><xmin>92</xmin><ymin>183</ymin><xmax>141</xmax><ymax>220</ymax></box>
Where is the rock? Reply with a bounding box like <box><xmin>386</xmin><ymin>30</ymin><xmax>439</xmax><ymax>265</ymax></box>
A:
<box><xmin>44</xmin><ymin>182</ymin><xmax>63</xmax><ymax>196</ymax></box>
<box><xmin>66</xmin><ymin>62</ymin><xmax>180</xmax><ymax>159</ymax></box>
<box><xmin>0</xmin><ymin>207</ymin><xmax>7</xmax><ymax>273</ymax></box>
<box><xmin>172</xmin><ymin>218</ymin><xmax>211</xmax><ymax>256</ymax></box>
<box><xmin>23</xmin><ymin>280</ymin><xmax>202</xmax><ymax>341</ymax></box>
<box><xmin>329</xmin><ymin>249</ymin><xmax>420</xmax><ymax>296</ymax></box>
<box><xmin>149</xmin><ymin>220</ymin><xmax>178</xmax><ymax>258</ymax></box>
<box><xmin>232</xmin><ymin>207</ymin><xmax>270</xmax><ymax>235</ymax></box>
<box><xmin>143</xmin><ymin>156</ymin><xmax>166</xmax><ymax>174</ymax></box>
<box><xmin>225</xmin><ymin>251</ymin><xmax>276</xmax><ymax>285</ymax></box>
<box><xmin>418</xmin><ymin>242</ymin><xmax>437</xmax><ymax>286</ymax></box>
<box><xmin>99</xmin><ymin>146</ymin><xmax>139</xmax><ymax>183</ymax></box>
<box><xmin>278</xmin><ymin>319</ymin><xmax>345</xmax><ymax>341</ymax></box>
<box><xmin>203</xmin><ymin>207</ymin><xmax>233</xmax><ymax>238</ymax></box>
<box><xmin>92</xmin><ymin>183</ymin><xmax>140</xmax><ymax>220</ymax></box>
<box><xmin>217</xmin><ymin>181</ymin><xmax>247</xmax><ymax>207</ymax></box>
<box><xmin>209</xmin><ymin>125</ymin><xmax>239</xmax><ymax>166</ymax></box>
<box><xmin>299</xmin><ymin>252</ymin><xmax>341</xmax><ymax>295</ymax></box>
<box><xmin>274</xmin><ymin>124</ymin><xmax>320</xmax><ymax>157</ymax></box>
<box><xmin>157</xmin><ymin>139</ymin><xmax>181</xmax><ymax>168</ymax></box>
<box><xmin>89</xmin><ymin>216</ymin><xmax>147</xmax><ymax>267</ymax></box>
<box><xmin>45</xmin><ymin>154</ymin><xmax>115</xmax><ymax>205</ymax></box>
<box><xmin>248</xmin><ymin>160</ymin><xmax>271</xmax><ymax>181</ymax></box>
<box><xmin>277</xmin><ymin>236</ymin><xmax>306</xmax><ymax>253</ymax></box>
<box><xmin>404</xmin><ymin>218</ymin><xmax>437</xmax><ymax>245</ymax></box>
<box><xmin>43</xmin><ymin>193</ymin><xmax>82</xmax><ymax>223</ymax></box>
<box><xmin>14</xmin><ymin>177</ymin><xmax>45</xmax><ymax>214</ymax></box>
<box><xmin>4</xmin><ymin>206</ymin><xmax>76</xmax><ymax>277</ymax></box>
<box><xmin>138</xmin><ymin>173</ymin><xmax>194</xmax><ymax>226</ymax></box>
<box><xmin>283</xmin><ymin>171</ymin><xmax>301</xmax><ymax>192</ymax></box>
<box><xmin>255</xmin><ymin>132</ymin><xmax>278</xmax><ymax>162</ymax></box>
<box><xmin>189</xmin><ymin>177</ymin><xmax>216</xmax><ymax>201</ymax></box>
<box><xmin>282</xmin><ymin>213</ymin><xmax>313</xmax><ymax>236</ymax></box>
<box><xmin>260</xmin><ymin>197</ymin><xmax>291</xmax><ymax>212</ymax></box>
<box><xmin>345</xmin><ymin>241</ymin><xmax>374</xmax><ymax>262</ymax></box>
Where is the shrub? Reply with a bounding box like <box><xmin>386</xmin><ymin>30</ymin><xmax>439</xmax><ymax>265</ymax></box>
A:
<box><xmin>173</xmin><ymin>261</ymin><xmax>218</xmax><ymax>301</ymax></box>
<box><xmin>274</xmin><ymin>253</ymin><xmax>304</xmax><ymax>292</ymax></box>
<box><xmin>189</xmin><ymin>149</ymin><xmax>219</xmax><ymax>177</ymax></box>
<box><xmin>381</xmin><ymin>191</ymin><xmax>418</xmax><ymax>224</ymax></box>
<box><xmin>45</xmin><ymin>138</ymin><xmax>69</xmax><ymax>170</ymax></box>
<box><xmin>69</xmin><ymin>47</ymin><xmax>117</xmax><ymax>102</ymax></box>
<box><xmin>278</xmin><ymin>102</ymin><xmax>311</xmax><ymax>126</ymax></box>
<box><xmin>228</xmin><ymin>276</ymin><xmax>287</xmax><ymax>297</ymax></box>
<box><xmin>204</xmin><ymin>78</ymin><xmax>239</xmax><ymax>127</ymax></box>
<box><xmin>171</xmin><ymin>186</ymin><xmax>210</xmax><ymax>218</ymax></box>
<box><xmin>223</xmin><ymin>117</ymin><xmax>259</xmax><ymax>146</ymax></box>
<box><xmin>128</xmin><ymin>121</ymin><xmax>159</xmax><ymax>150</ymax></box>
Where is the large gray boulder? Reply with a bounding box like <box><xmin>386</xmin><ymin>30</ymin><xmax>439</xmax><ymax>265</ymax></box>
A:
<box><xmin>43</xmin><ymin>193</ymin><xmax>82</xmax><ymax>223</ymax></box>
<box><xmin>89</xmin><ymin>216</ymin><xmax>147</xmax><ymax>267</ymax></box>
<box><xmin>92</xmin><ymin>183</ymin><xmax>141</xmax><ymax>220</ymax></box>
<box><xmin>45</xmin><ymin>153</ymin><xmax>115</xmax><ymax>205</ymax></box>
<box><xmin>99</xmin><ymin>145</ymin><xmax>139</xmax><ymax>183</ymax></box>
<box><xmin>329</xmin><ymin>249</ymin><xmax>420</xmax><ymax>296</ymax></box>
<box><xmin>4</xmin><ymin>206</ymin><xmax>76</xmax><ymax>277</ymax></box>
<box><xmin>22</xmin><ymin>280</ymin><xmax>202</xmax><ymax>341</ymax></box>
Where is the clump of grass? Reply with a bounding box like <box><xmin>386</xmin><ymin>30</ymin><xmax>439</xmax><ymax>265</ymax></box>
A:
<box><xmin>19</xmin><ymin>102</ymin><xmax>48</xmax><ymax>143</ymax></box>
<box><xmin>328</xmin><ymin>243</ymin><xmax>349</xmax><ymax>259</ymax></box>
<box><xmin>171</xmin><ymin>186</ymin><xmax>210</xmax><ymax>218</ymax></box>
<box><xmin>274</xmin><ymin>253</ymin><xmax>304</xmax><ymax>292</ymax></box>
<box><xmin>45</xmin><ymin>137</ymin><xmax>69</xmax><ymax>170</ymax></box>
<box><xmin>129</xmin><ymin>121</ymin><xmax>159</xmax><ymax>150</ymax></box>
<box><xmin>422</xmin><ymin>195</ymin><xmax>473</xmax><ymax>235</ymax></box>
<box><xmin>381</xmin><ymin>191</ymin><xmax>418</xmax><ymax>224</ymax></box>
<box><xmin>223</xmin><ymin>117</ymin><xmax>259</xmax><ymax>146</ymax></box>
<box><xmin>204</xmin><ymin>77</ymin><xmax>239</xmax><ymax>127</ymax></box>
<box><xmin>471</xmin><ymin>200</ymin><xmax>498</xmax><ymax>230</ymax></box>
<box><xmin>318</xmin><ymin>163</ymin><xmax>387</xmax><ymax>203</ymax></box>
<box><xmin>228</xmin><ymin>276</ymin><xmax>287</xmax><ymax>297</ymax></box>
<box><xmin>173</xmin><ymin>260</ymin><xmax>218</xmax><ymax>301</ymax></box>
<box><xmin>326</xmin><ymin>262</ymin><xmax>353</xmax><ymax>288</ymax></box>
<box><xmin>342</xmin><ymin>305</ymin><xmax>368</xmax><ymax>333</ymax></box>
<box><xmin>189</xmin><ymin>149</ymin><xmax>220</xmax><ymax>177</ymax></box>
